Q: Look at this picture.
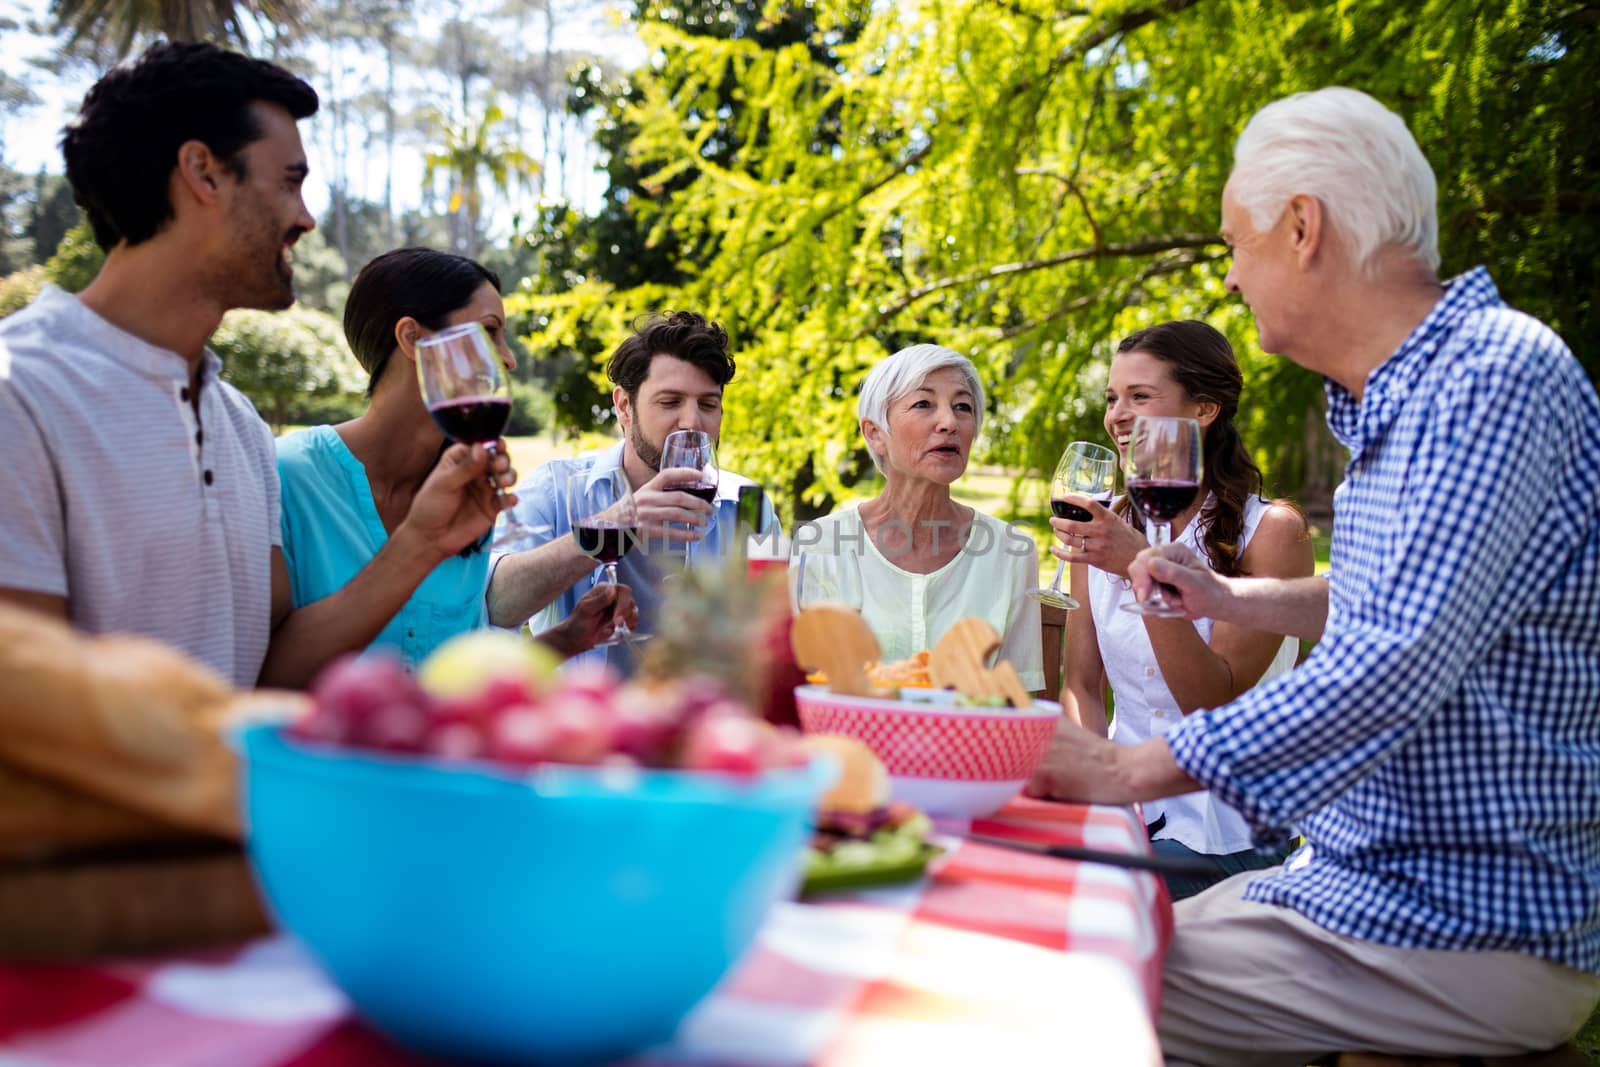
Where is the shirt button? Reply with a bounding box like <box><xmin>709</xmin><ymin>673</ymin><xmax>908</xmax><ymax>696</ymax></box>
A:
<box><xmin>180</xmin><ymin>387</ymin><xmax>190</xmax><ymax>403</ymax></box>
<box><xmin>1145</xmin><ymin>666</ymin><xmax>1157</xmax><ymax>677</ymax></box>
<box><xmin>203</xmin><ymin>470</ymin><xmax>214</xmax><ymax>485</ymax></box>
<box><xmin>195</xmin><ymin>430</ymin><xmax>203</xmax><ymax>446</ymax></box>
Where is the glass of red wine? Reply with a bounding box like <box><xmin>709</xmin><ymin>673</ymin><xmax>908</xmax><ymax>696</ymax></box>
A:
<box><xmin>566</xmin><ymin>467</ymin><xmax>646</xmax><ymax>648</ymax></box>
<box><xmin>415</xmin><ymin>322</ymin><xmax>537</xmax><ymax>550</ymax></box>
<box><xmin>1028</xmin><ymin>440</ymin><xmax>1118</xmax><ymax>609</ymax></box>
<box><xmin>1120</xmin><ymin>415</ymin><xmax>1203</xmax><ymax>618</ymax></box>
<box><xmin>659</xmin><ymin>429</ymin><xmax>720</xmax><ymax>568</ymax></box>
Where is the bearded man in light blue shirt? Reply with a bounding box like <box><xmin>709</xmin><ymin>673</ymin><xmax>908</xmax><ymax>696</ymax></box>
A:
<box><xmin>490</xmin><ymin>311</ymin><xmax>777</xmax><ymax>674</ymax></box>
<box><xmin>1028</xmin><ymin>88</ymin><xmax>1600</xmax><ymax>1064</ymax></box>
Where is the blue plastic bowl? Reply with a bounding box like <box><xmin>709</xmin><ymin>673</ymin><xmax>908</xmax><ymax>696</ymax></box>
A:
<box><xmin>238</xmin><ymin>723</ymin><xmax>833</xmax><ymax>1065</ymax></box>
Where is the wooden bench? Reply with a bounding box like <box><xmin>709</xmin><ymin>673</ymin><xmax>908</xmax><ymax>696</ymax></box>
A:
<box><xmin>1041</xmin><ymin>603</ymin><xmax>1069</xmax><ymax>700</ymax></box>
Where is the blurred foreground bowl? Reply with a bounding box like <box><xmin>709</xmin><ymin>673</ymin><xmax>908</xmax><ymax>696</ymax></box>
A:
<box><xmin>794</xmin><ymin>685</ymin><xmax>1061</xmax><ymax>819</ymax></box>
<box><xmin>238</xmin><ymin>723</ymin><xmax>832</xmax><ymax>1065</ymax></box>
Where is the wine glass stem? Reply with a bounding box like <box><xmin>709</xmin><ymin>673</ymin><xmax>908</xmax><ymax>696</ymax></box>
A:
<box><xmin>1147</xmin><ymin>521</ymin><xmax>1172</xmax><ymax>608</ymax></box>
<box><xmin>1046</xmin><ymin>558</ymin><xmax>1067</xmax><ymax>592</ymax></box>
<box><xmin>483</xmin><ymin>441</ymin><xmax>512</xmax><ymax>505</ymax></box>
<box><xmin>603</xmin><ymin>562</ymin><xmax>629</xmax><ymax>635</ymax></box>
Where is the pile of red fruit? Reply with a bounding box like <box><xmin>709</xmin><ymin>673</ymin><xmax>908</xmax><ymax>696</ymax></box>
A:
<box><xmin>289</xmin><ymin>631</ymin><xmax>811</xmax><ymax>778</ymax></box>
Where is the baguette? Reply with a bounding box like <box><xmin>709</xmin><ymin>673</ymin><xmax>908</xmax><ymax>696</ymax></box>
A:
<box><xmin>0</xmin><ymin>605</ymin><xmax>305</xmax><ymax>838</ymax></box>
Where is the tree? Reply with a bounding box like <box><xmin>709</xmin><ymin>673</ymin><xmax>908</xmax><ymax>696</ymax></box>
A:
<box><xmin>506</xmin><ymin>0</ymin><xmax>871</xmax><ymax>452</ymax></box>
<box><xmin>422</xmin><ymin>97</ymin><xmax>540</xmax><ymax>258</ymax></box>
<box><xmin>513</xmin><ymin>0</ymin><xmax>1598</xmax><ymax>521</ymax></box>
<box><xmin>47</xmin><ymin>0</ymin><xmax>308</xmax><ymax>55</ymax></box>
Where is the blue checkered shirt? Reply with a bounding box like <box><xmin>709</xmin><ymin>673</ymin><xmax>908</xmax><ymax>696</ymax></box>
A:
<box><xmin>1167</xmin><ymin>267</ymin><xmax>1600</xmax><ymax>974</ymax></box>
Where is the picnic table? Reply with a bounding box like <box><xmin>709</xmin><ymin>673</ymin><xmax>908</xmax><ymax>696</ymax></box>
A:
<box><xmin>0</xmin><ymin>798</ymin><xmax>1171</xmax><ymax>1066</ymax></box>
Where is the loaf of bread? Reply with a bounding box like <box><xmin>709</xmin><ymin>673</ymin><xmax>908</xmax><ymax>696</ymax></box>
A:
<box><xmin>0</xmin><ymin>604</ymin><xmax>305</xmax><ymax>840</ymax></box>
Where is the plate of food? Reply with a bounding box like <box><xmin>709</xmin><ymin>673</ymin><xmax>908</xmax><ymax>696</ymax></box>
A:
<box><xmin>801</xmin><ymin>735</ymin><xmax>941</xmax><ymax>896</ymax></box>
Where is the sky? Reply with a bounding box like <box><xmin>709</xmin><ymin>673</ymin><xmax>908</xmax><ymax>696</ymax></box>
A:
<box><xmin>0</xmin><ymin>0</ymin><xmax>644</xmax><ymax>219</ymax></box>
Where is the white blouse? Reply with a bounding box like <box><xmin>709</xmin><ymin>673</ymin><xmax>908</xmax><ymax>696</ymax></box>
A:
<box><xmin>798</xmin><ymin>506</ymin><xmax>1045</xmax><ymax>691</ymax></box>
<box><xmin>1088</xmin><ymin>495</ymin><xmax>1298</xmax><ymax>854</ymax></box>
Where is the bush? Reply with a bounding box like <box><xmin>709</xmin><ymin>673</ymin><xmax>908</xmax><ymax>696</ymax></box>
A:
<box><xmin>0</xmin><ymin>266</ymin><xmax>46</xmax><ymax>319</ymax></box>
<box><xmin>507</xmin><ymin>378</ymin><xmax>552</xmax><ymax>437</ymax></box>
<box><xmin>43</xmin><ymin>220</ymin><xmax>104</xmax><ymax>293</ymax></box>
<box><xmin>213</xmin><ymin>306</ymin><xmax>365</xmax><ymax>432</ymax></box>
<box><xmin>288</xmin><ymin>390</ymin><xmax>369</xmax><ymax>427</ymax></box>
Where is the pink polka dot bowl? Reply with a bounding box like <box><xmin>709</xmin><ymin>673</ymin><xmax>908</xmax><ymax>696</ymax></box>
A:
<box><xmin>793</xmin><ymin>685</ymin><xmax>1063</xmax><ymax>819</ymax></box>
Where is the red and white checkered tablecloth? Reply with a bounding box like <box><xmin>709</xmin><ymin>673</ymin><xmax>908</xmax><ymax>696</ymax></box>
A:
<box><xmin>0</xmin><ymin>799</ymin><xmax>1171</xmax><ymax>1067</ymax></box>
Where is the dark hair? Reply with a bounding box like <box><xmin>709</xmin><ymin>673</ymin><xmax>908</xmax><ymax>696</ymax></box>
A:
<box><xmin>606</xmin><ymin>310</ymin><xmax>736</xmax><ymax>399</ymax></box>
<box><xmin>60</xmin><ymin>42</ymin><xmax>319</xmax><ymax>252</ymax></box>
<box><xmin>1113</xmin><ymin>320</ymin><xmax>1303</xmax><ymax>577</ymax></box>
<box><xmin>344</xmin><ymin>247</ymin><xmax>502</xmax><ymax>396</ymax></box>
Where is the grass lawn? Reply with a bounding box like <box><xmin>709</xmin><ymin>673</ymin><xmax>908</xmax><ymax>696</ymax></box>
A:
<box><xmin>1579</xmin><ymin>1007</ymin><xmax>1600</xmax><ymax>1064</ymax></box>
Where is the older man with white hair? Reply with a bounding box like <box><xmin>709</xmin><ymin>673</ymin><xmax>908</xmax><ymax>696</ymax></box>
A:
<box><xmin>1028</xmin><ymin>87</ymin><xmax>1600</xmax><ymax>1063</ymax></box>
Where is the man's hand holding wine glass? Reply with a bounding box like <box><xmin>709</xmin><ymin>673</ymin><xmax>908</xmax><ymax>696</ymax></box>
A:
<box><xmin>1125</xmin><ymin>542</ymin><xmax>1232</xmax><ymax>622</ymax></box>
<box><xmin>396</xmin><ymin>442</ymin><xmax>519</xmax><ymax>563</ymax></box>
<box><xmin>538</xmin><ymin>583</ymin><xmax>640</xmax><ymax>658</ymax></box>
<box><xmin>630</xmin><ymin>467</ymin><xmax>717</xmax><ymax>548</ymax></box>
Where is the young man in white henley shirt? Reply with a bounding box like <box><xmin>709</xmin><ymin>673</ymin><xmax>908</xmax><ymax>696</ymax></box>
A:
<box><xmin>0</xmin><ymin>43</ymin><xmax>515</xmax><ymax>688</ymax></box>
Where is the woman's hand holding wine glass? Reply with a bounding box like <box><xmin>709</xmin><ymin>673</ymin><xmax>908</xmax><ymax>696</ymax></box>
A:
<box><xmin>1028</xmin><ymin>441</ymin><xmax>1118</xmax><ymax>609</ymax></box>
<box><xmin>398</xmin><ymin>441</ymin><xmax>519</xmax><ymax>561</ymax></box>
<box><xmin>1120</xmin><ymin>415</ymin><xmax>1203</xmax><ymax>617</ymax></box>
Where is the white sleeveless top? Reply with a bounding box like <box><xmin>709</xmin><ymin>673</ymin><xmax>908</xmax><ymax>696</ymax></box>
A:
<box><xmin>1087</xmin><ymin>495</ymin><xmax>1297</xmax><ymax>854</ymax></box>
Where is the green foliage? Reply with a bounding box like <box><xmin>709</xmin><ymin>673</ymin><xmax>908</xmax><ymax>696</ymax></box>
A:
<box><xmin>422</xmin><ymin>97</ymin><xmax>541</xmax><ymax>258</ymax></box>
<box><xmin>213</xmin><ymin>305</ymin><xmax>365</xmax><ymax>432</ymax></box>
<box><xmin>514</xmin><ymin>0</ymin><xmax>1596</xmax><ymax>523</ymax></box>
<box><xmin>47</xmin><ymin>0</ymin><xmax>307</xmax><ymax>57</ymax></box>
<box><xmin>507</xmin><ymin>377</ymin><xmax>553</xmax><ymax>437</ymax></box>
<box><xmin>43</xmin><ymin>219</ymin><xmax>105</xmax><ymax>293</ymax></box>
<box><xmin>0</xmin><ymin>265</ymin><xmax>46</xmax><ymax>319</ymax></box>
<box><xmin>285</xmin><ymin>226</ymin><xmax>353</xmax><ymax>313</ymax></box>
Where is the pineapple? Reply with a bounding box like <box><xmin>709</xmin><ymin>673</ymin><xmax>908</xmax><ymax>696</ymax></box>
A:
<box><xmin>636</xmin><ymin>551</ymin><xmax>790</xmax><ymax>713</ymax></box>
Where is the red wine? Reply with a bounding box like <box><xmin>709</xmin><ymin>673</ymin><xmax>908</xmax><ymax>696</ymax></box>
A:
<box><xmin>1127</xmin><ymin>479</ymin><xmax>1199</xmax><ymax>523</ymax></box>
<box><xmin>1051</xmin><ymin>494</ymin><xmax>1114</xmax><ymax>523</ymax></box>
<box><xmin>428</xmin><ymin>397</ymin><xmax>511</xmax><ymax>444</ymax></box>
<box><xmin>574</xmin><ymin>522</ymin><xmax>637</xmax><ymax>563</ymax></box>
<box><xmin>673</xmin><ymin>483</ymin><xmax>718</xmax><ymax>503</ymax></box>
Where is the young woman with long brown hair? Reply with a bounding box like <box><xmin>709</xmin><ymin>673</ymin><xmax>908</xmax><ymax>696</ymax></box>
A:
<box><xmin>1032</xmin><ymin>319</ymin><xmax>1314</xmax><ymax>898</ymax></box>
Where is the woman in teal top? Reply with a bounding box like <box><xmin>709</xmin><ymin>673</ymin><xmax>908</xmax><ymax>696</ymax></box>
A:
<box><xmin>276</xmin><ymin>248</ymin><xmax>631</xmax><ymax>673</ymax></box>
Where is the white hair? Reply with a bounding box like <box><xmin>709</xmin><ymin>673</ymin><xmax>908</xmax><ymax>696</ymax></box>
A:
<box><xmin>857</xmin><ymin>343</ymin><xmax>985</xmax><ymax>475</ymax></box>
<box><xmin>1230</xmin><ymin>87</ymin><xmax>1439</xmax><ymax>273</ymax></box>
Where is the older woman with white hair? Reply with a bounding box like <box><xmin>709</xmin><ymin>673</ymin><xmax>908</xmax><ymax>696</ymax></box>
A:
<box><xmin>796</xmin><ymin>344</ymin><xmax>1044</xmax><ymax>692</ymax></box>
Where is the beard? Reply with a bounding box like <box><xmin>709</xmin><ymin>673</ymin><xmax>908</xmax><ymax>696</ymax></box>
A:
<box><xmin>224</xmin><ymin>187</ymin><xmax>304</xmax><ymax>311</ymax></box>
<box><xmin>629</xmin><ymin>420</ymin><xmax>663</xmax><ymax>472</ymax></box>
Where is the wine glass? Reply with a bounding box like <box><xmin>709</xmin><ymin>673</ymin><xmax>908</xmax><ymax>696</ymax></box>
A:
<box><xmin>415</xmin><ymin>322</ymin><xmax>537</xmax><ymax>550</ymax></box>
<box><xmin>566</xmin><ymin>467</ymin><xmax>646</xmax><ymax>647</ymax></box>
<box><xmin>788</xmin><ymin>540</ymin><xmax>864</xmax><ymax>614</ymax></box>
<box><xmin>1120</xmin><ymin>415</ymin><xmax>1203</xmax><ymax>618</ymax></box>
<box><xmin>659</xmin><ymin>430</ymin><xmax>720</xmax><ymax>568</ymax></box>
<box><xmin>1028</xmin><ymin>441</ymin><xmax>1118</xmax><ymax>609</ymax></box>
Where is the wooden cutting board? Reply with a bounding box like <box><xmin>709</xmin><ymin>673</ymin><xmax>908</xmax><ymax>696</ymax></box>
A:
<box><xmin>0</xmin><ymin>840</ymin><xmax>271</xmax><ymax>960</ymax></box>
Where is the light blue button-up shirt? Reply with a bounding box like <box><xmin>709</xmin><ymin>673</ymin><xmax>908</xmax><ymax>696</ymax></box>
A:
<box><xmin>277</xmin><ymin>425</ymin><xmax>489</xmax><ymax>667</ymax></box>
<box><xmin>492</xmin><ymin>441</ymin><xmax>777</xmax><ymax>673</ymax></box>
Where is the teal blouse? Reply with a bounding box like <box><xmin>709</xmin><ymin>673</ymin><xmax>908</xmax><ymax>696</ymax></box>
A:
<box><xmin>276</xmin><ymin>425</ymin><xmax>488</xmax><ymax>666</ymax></box>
